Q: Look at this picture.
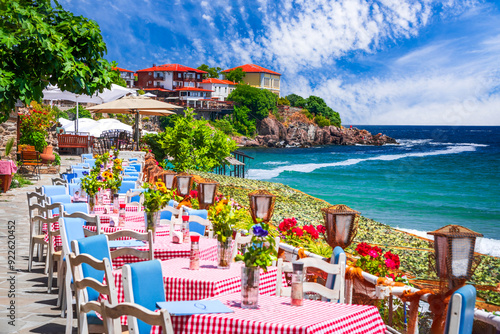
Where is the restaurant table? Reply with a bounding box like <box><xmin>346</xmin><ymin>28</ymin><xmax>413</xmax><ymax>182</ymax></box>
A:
<box><xmin>154</xmin><ymin>293</ymin><xmax>386</xmax><ymax>334</ymax></box>
<box><xmin>108</xmin><ymin>258</ymin><xmax>284</xmax><ymax>303</ymax></box>
<box><xmin>0</xmin><ymin>160</ymin><xmax>17</xmax><ymax>192</ymax></box>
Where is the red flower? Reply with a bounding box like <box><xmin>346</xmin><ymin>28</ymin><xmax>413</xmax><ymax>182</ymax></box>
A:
<box><xmin>355</xmin><ymin>242</ymin><xmax>371</xmax><ymax>257</ymax></box>
<box><xmin>278</xmin><ymin>221</ymin><xmax>285</xmax><ymax>231</ymax></box>
<box><xmin>368</xmin><ymin>249</ymin><xmax>379</xmax><ymax>258</ymax></box>
<box><xmin>190</xmin><ymin>190</ymin><xmax>198</xmax><ymax>198</ymax></box>
<box><xmin>372</xmin><ymin>246</ymin><xmax>382</xmax><ymax>257</ymax></box>
<box><xmin>385</xmin><ymin>258</ymin><xmax>398</xmax><ymax>270</ymax></box>
<box><xmin>292</xmin><ymin>227</ymin><xmax>303</xmax><ymax>237</ymax></box>
<box><xmin>383</xmin><ymin>251</ymin><xmax>400</xmax><ymax>269</ymax></box>
<box><xmin>317</xmin><ymin>225</ymin><xmax>326</xmax><ymax>234</ymax></box>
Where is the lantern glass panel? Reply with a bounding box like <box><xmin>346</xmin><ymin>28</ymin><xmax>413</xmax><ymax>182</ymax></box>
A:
<box><xmin>435</xmin><ymin>236</ymin><xmax>448</xmax><ymax>278</ymax></box>
<box><xmin>165</xmin><ymin>175</ymin><xmax>175</xmax><ymax>189</ymax></box>
<box><xmin>255</xmin><ymin>197</ymin><xmax>271</xmax><ymax>220</ymax></box>
<box><xmin>335</xmin><ymin>215</ymin><xmax>352</xmax><ymax>244</ymax></box>
<box><xmin>451</xmin><ymin>237</ymin><xmax>472</xmax><ymax>278</ymax></box>
<box><xmin>203</xmin><ymin>184</ymin><xmax>216</xmax><ymax>204</ymax></box>
<box><xmin>177</xmin><ymin>177</ymin><xmax>190</xmax><ymax>195</ymax></box>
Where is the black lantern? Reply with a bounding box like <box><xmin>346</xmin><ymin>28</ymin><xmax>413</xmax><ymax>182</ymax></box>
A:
<box><xmin>163</xmin><ymin>170</ymin><xmax>177</xmax><ymax>190</ymax></box>
<box><xmin>175</xmin><ymin>173</ymin><xmax>193</xmax><ymax>197</ymax></box>
<box><xmin>321</xmin><ymin>204</ymin><xmax>360</xmax><ymax>249</ymax></box>
<box><xmin>248</xmin><ymin>190</ymin><xmax>276</xmax><ymax>223</ymax></box>
<box><xmin>428</xmin><ymin>225</ymin><xmax>482</xmax><ymax>286</ymax></box>
<box><xmin>197</xmin><ymin>179</ymin><xmax>219</xmax><ymax>210</ymax></box>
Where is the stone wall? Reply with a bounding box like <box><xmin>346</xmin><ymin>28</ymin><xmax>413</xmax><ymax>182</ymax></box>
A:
<box><xmin>0</xmin><ymin>109</ymin><xmax>19</xmax><ymax>161</ymax></box>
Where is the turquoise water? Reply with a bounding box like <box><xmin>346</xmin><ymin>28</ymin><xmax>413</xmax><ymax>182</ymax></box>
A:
<box><xmin>241</xmin><ymin>126</ymin><xmax>500</xmax><ymax>255</ymax></box>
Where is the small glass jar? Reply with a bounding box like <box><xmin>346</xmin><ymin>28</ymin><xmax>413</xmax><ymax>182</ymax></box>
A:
<box><xmin>112</xmin><ymin>194</ymin><xmax>120</xmax><ymax>213</ymax></box>
<box><xmin>181</xmin><ymin>215</ymin><xmax>190</xmax><ymax>243</ymax></box>
<box><xmin>97</xmin><ymin>190</ymin><xmax>103</xmax><ymax>205</ymax></box>
<box><xmin>189</xmin><ymin>235</ymin><xmax>200</xmax><ymax>270</ymax></box>
<box><xmin>118</xmin><ymin>204</ymin><xmax>126</xmax><ymax>226</ymax></box>
<box><xmin>291</xmin><ymin>262</ymin><xmax>304</xmax><ymax>306</ymax></box>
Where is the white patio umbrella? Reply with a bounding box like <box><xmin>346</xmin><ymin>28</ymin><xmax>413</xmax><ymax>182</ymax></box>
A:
<box><xmin>87</xmin><ymin>95</ymin><xmax>179</xmax><ymax>150</ymax></box>
<box><xmin>43</xmin><ymin>84</ymin><xmax>135</xmax><ymax>133</ymax></box>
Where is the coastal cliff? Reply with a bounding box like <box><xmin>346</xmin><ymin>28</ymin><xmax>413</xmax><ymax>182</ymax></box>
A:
<box><xmin>235</xmin><ymin>116</ymin><xmax>398</xmax><ymax>148</ymax></box>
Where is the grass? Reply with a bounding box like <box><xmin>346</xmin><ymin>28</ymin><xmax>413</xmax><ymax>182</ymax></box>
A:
<box><xmin>10</xmin><ymin>173</ymin><xmax>33</xmax><ymax>189</ymax></box>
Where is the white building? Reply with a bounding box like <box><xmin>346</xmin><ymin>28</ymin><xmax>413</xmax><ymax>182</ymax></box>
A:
<box><xmin>199</xmin><ymin>78</ymin><xmax>237</xmax><ymax>101</ymax></box>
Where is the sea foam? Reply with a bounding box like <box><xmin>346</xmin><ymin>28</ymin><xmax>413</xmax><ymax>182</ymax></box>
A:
<box><xmin>248</xmin><ymin>144</ymin><xmax>478</xmax><ymax>180</ymax></box>
<box><xmin>396</xmin><ymin>228</ymin><xmax>500</xmax><ymax>257</ymax></box>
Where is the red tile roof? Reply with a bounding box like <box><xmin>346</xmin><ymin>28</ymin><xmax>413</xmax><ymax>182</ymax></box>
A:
<box><xmin>137</xmin><ymin>64</ymin><xmax>207</xmax><ymax>74</ymax></box>
<box><xmin>201</xmin><ymin>78</ymin><xmax>237</xmax><ymax>85</ymax></box>
<box><xmin>221</xmin><ymin>64</ymin><xmax>280</xmax><ymax>75</ymax></box>
<box><xmin>175</xmin><ymin>87</ymin><xmax>213</xmax><ymax>92</ymax></box>
<box><xmin>144</xmin><ymin>88</ymin><xmax>171</xmax><ymax>92</ymax></box>
<box><xmin>112</xmin><ymin>67</ymin><xmax>134</xmax><ymax>73</ymax></box>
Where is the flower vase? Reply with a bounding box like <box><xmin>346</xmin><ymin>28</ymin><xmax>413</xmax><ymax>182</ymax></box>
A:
<box><xmin>146</xmin><ymin>211</ymin><xmax>159</xmax><ymax>242</ymax></box>
<box><xmin>217</xmin><ymin>238</ymin><xmax>232</xmax><ymax>269</ymax></box>
<box><xmin>241</xmin><ymin>266</ymin><xmax>260</xmax><ymax>309</ymax></box>
<box><xmin>88</xmin><ymin>195</ymin><xmax>96</xmax><ymax>214</ymax></box>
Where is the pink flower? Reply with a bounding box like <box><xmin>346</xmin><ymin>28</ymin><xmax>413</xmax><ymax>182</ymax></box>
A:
<box><xmin>385</xmin><ymin>258</ymin><xmax>397</xmax><ymax>270</ymax></box>
<box><xmin>368</xmin><ymin>249</ymin><xmax>379</xmax><ymax>259</ymax></box>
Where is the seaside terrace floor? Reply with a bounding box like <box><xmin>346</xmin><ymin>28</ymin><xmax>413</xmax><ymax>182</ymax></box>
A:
<box><xmin>0</xmin><ymin>155</ymin><xmax>79</xmax><ymax>333</ymax></box>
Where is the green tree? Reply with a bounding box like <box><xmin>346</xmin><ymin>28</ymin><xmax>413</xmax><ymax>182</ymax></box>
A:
<box><xmin>66</xmin><ymin>106</ymin><xmax>92</xmax><ymax>119</ymax></box>
<box><xmin>110</xmin><ymin>61</ymin><xmax>127</xmax><ymax>87</ymax></box>
<box><xmin>158</xmin><ymin>108</ymin><xmax>237</xmax><ymax>172</ymax></box>
<box><xmin>225</xmin><ymin>68</ymin><xmax>246</xmax><ymax>83</ymax></box>
<box><xmin>305</xmin><ymin>95</ymin><xmax>341</xmax><ymax>127</ymax></box>
<box><xmin>278</xmin><ymin>97</ymin><xmax>290</xmax><ymax>106</ymax></box>
<box><xmin>227</xmin><ymin>84</ymin><xmax>277</xmax><ymax>120</ymax></box>
<box><xmin>0</xmin><ymin>0</ymin><xmax>115</xmax><ymax>121</ymax></box>
<box><xmin>232</xmin><ymin>106</ymin><xmax>256</xmax><ymax>136</ymax></box>
<box><xmin>286</xmin><ymin>94</ymin><xmax>307</xmax><ymax>108</ymax></box>
<box><xmin>159</xmin><ymin>114</ymin><xmax>180</xmax><ymax>130</ymax></box>
<box><xmin>197</xmin><ymin>64</ymin><xmax>222</xmax><ymax>79</ymax></box>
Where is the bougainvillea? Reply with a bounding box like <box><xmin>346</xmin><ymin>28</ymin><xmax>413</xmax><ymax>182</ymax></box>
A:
<box><xmin>354</xmin><ymin>242</ymin><xmax>400</xmax><ymax>277</ymax></box>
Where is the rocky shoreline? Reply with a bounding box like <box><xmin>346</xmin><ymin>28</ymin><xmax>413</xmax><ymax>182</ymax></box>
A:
<box><xmin>235</xmin><ymin>117</ymin><xmax>398</xmax><ymax>148</ymax></box>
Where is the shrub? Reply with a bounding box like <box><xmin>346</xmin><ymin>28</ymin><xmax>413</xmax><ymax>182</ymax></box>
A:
<box><xmin>53</xmin><ymin>152</ymin><xmax>61</xmax><ymax>166</ymax></box>
<box><xmin>289</xmin><ymin>111</ymin><xmax>314</xmax><ymax>124</ymax></box>
<box><xmin>19</xmin><ymin>131</ymin><xmax>47</xmax><ymax>152</ymax></box>
<box><xmin>213</xmin><ymin>117</ymin><xmax>236</xmax><ymax>136</ymax></box>
<box><xmin>142</xmin><ymin>116</ymin><xmax>150</xmax><ymax>122</ymax></box>
<box><xmin>314</xmin><ymin>114</ymin><xmax>331</xmax><ymax>127</ymax></box>
<box><xmin>302</xmin><ymin>109</ymin><xmax>314</xmax><ymax>120</ymax></box>
<box><xmin>142</xmin><ymin>133</ymin><xmax>165</xmax><ymax>161</ymax></box>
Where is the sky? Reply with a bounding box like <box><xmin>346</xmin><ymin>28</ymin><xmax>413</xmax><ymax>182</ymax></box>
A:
<box><xmin>60</xmin><ymin>0</ymin><xmax>500</xmax><ymax>125</ymax></box>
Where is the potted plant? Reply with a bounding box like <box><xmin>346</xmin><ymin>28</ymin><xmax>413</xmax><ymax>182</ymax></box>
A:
<box><xmin>0</xmin><ymin>138</ymin><xmax>16</xmax><ymax>192</ymax></box>
<box><xmin>209</xmin><ymin>198</ymin><xmax>238</xmax><ymax>269</ymax></box>
<box><xmin>235</xmin><ymin>222</ymin><xmax>277</xmax><ymax>309</ymax></box>
<box><xmin>80</xmin><ymin>169</ymin><xmax>103</xmax><ymax>213</ymax></box>
<box><xmin>142</xmin><ymin>182</ymin><xmax>171</xmax><ymax>241</ymax></box>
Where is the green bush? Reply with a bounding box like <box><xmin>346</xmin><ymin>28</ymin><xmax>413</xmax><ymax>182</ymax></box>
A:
<box><xmin>314</xmin><ymin>114</ymin><xmax>330</xmax><ymax>127</ymax></box>
<box><xmin>65</xmin><ymin>106</ymin><xmax>92</xmax><ymax>119</ymax></box>
<box><xmin>142</xmin><ymin>116</ymin><xmax>150</xmax><ymax>122</ymax></box>
<box><xmin>232</xmin><ymin>106</ymin><xmax>256</xmax><ymax>137</ymax></box>
<box><xmin>302</xmin><ymin>109</ymin><xmax>314</xmax><ymax>120</ymax></box>
<box><xmin>20</xmin><ymin>131</ymin><xmax>47</xmax><ymax>152</ymax></box>
<box><xmin>159</xmin><ymin>114</ymin><xmax>179</xmax><ymax>130</ymax></box>
<box><xmin>53</xmin><ymin>152</ymin><xmax>61</xmax><ymax>166</ymax></box>
<box><xmin>11</xmin><ymin>173</ymin><xmax>33</xmax><ymax>189</ymax></box>
<box><xmin>142</xmin><ymin>133</ymin><xmax>165</xmax><ymax>161</ymax></box>
<box><xmin>213</xmin><ymin>117</ymin><xmax>236</xmax><ymax>136</ymax></box>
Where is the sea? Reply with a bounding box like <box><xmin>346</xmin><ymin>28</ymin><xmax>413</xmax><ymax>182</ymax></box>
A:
<box><xmin>240</xmin><ymin>126</ymin><xmax>500</xmax><ymax>257</ymax></box>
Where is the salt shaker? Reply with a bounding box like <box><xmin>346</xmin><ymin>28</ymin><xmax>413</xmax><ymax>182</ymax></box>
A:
<box><xmin>181</xmin><ymin>215</ymin><xmax>190</xmax><ymax>243</ymax></box>
<box><xmin>118</xmin><ymin>204</ymin><xmax>126</xmax><ymax>226</ymax></box>
<box><xmin>291</xmin><ymin>262</ymin><xmax>304</xmax><ymax>306</ymax></box>
<box><xmin>113</xmin><ymin>194</ymin><xmax>119</xmax><ymax>213</ymax></box>
<box><xmin>189</xmin><ymin>235</ymin><xmax>200</xmax><ymax>270</ymax></box>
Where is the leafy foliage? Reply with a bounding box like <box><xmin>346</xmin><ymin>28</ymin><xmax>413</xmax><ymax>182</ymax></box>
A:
<box><xmin>314</xmin><ymin>114</ymin><xmax>330</xmax><ymax>127</ymax></box>
<box><xmin>212</xmin><ymin>117</ymin><xmax>238</xmax><ymax>136</ymax></box>
<box><xmin>225</xmin><ymin>68</ymin><xmax>246</xmax><ymax>83</ymax></box>
<box><xmin>150</xmin><ymin>108</ymin><xmax>237</xmax><ymax>172</ymax></box>
<box><xmin>110</xmin><ymin>61</ymin><xmax>127</xmax><ymax>87</ymax></box>
<box><xmin>65</xmin><ymin>106</ymin><xmax>92</xmax><ymax>119</ymax></box>
<box><xmin>277</xmin><ymin>97</ymin><xmax>290</xmax><ymax>106</ymax></box>
<box><xmin>232</xmin><ymin>106</ymin><xmax>256</xmax><ymax>136</ymax></box>
<box><xmin>235</xmin><ymin>223</ymin><xmax>277</xmax><ymax>272</ymax></box>
<box><xmin>305</xmin><ymin>96</ymin><xmax>341</xmax><ymax>127</ymax></box>
<box><xmin>11</xmin><ymin>173</ymin><xmax>33</xmax><ymax>188</ymax></box>
<box><xmin>4</xmin><ymin>138</ymin><xmax>14</xmax><ymax>157</ymax></box>
<box><xmin>197</xmin><ymin>64</ymin><xmax>222</xmax><ymax>78</ymax></box>
<box><xmin>142</xmin><ymin>182</ymin><xmax>173</xmax><ymax>213</ymax></box>
<box><xmin>159</xmin><ymin>114</ymin><xmax>180</xmax><ymax>130</ymax></box>
<box><xmin>142</xmin><ymin>133</ymin><xmax>165</xmax><ymax>161</ymax></box>
<box><xmin>286</xmin><ymin>94</ymin><xmax>307</xmax><ymax>108</ymax></box>
<box><xmin>0</xmin><ymin>0</ymin><xmax>114</xmax><ymax>121</ymax></box>
<box><xmin>228</xmin><ymin>84</ymin><xmax>277</xmax><ymax>120</ymax></box>
<box><xmin>209</xmin><ymin>199</ymin><xmax>238</xmax><ymax>243</ymax></box>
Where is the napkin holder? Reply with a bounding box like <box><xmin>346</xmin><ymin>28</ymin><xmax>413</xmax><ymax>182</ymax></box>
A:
<box><xmin>171</xmin><ymin>230</ymin><xmax>183</xmax><ymax>243</ymax></box>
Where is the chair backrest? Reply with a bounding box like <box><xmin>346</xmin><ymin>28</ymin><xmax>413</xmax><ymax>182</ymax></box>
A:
<box><xmin>72</xmin><ymin>177</ymin><xmax>82</xmax><ymax>184</ymax></box>
<box><xmin>126</xmin><ymin>189</ymin><xmax>145</xmax><ymax>204</ymax></box>
<box><xmin>276</xmin><ymin>253</ymin><xmax>345</xmax><ymax>303</ymax></box>
<box><xmin>48</xmin><ymin>195</ymin><xmax>72</xmax><ymax>215</ymax></box>
<box><xmin>63</xmin><ymin>211</ymin><xmax>101</xmax><ymax>233</ymax></box>
<box><xmin>128</xmin><ymin>163</ymin><xmax>142</xmax><ymax>172</ymax></box>
<box><xmin>231</xmin><ymin>232</ymin><xmax>254</xmax><ymax>260</ymax></box>
<box><xmin>185</xmin><ymin>210</ymin><xmax>212</xmax><ymax>238</ymax></box>
<box><xmin>72</xmin><ymin>235</ymin><xmax>113</xmax><ymax>302</ymax></box>
<box><xmin>106</xmin><ymin>229</ymin><xmax>153</xmax><ymax>266</ymax></box>
<box><xmin>62</xmin><ymin>172</ymin><xmax>77</xmax><ymax>183</ymax></box>
<box><xmin>72</xmin><ymin>168</ymin><xmax>89</xmax><ymax>178</ymax></box>
<box><xmin>84</xmin><ymin>159</ymin><xmax>96</xmax><ymax>166</ymax></box>
<box><xmin>51</xmin><ymin>177</ymin><xmax>68</xmax><ymax>186</ymax></box>
<box><xmin>63</xmin><ymin>202</ymin><xmax>89</xmax><ymax>215</ymax></box>
<box><xmin>68</xmin><ymin>252</ymin><xmax>119</xmax><ymax>334</ymax></box>
<box><xmin>27</xmin><ymin>191</ymin><xmax>46</xmax><ymax>211</ymax></box>
<box><xmin>118</xmin><ymin>181</ymin><xmax>137</xmax><ymax>194</ymax></box>
<box><xmin>324</xmin><ymin>246</ymin><xmax>346</xmax><ymax>302</ymax></box>
<box><xmin>43</xmin><ymin>185</ymin><xmax>67</xmax><ymax>197</ymax></box>
<box><xmin>123</xmin><ymin>176</ymin><xmax>139</xmax><ymax>182</ymax></box>
<box><xmin>100</xmin><ymin>301</ymin><xmax>174</xmax><ymax>334</ymax></box>
<box><xmin>445</xmin><ymin>285</ymin><xmax>476</xmax><ymax>334</ymax></box>
<box><xmin>76</xmin><ymin>163</ymin><xmax>90</xmax><ymax>168</ymax></box>
<box><xmin>123</xmin><ymin>260</ymin><xmax>166</xmax><ymax>334</ymax></box>
<box><xmin>81</xmin><ymin>153</ymin><xmax>94</xmax><ymax>162</ymax></box>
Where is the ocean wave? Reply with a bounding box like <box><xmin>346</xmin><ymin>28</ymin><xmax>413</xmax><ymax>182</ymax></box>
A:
<box><xmin>396</xmin><ymin>228</ymin><xmax>500</xmax><ymax>257</ymax></box>
<box><xmin>429</xmin><ymin>142</ymin><xmax>489</xmax><ymax>147</ymax></box>
<box><xmin>397</xmin><ymin>139</ymin><xmax>433</xmax><ymax>147</ymax></box>
<box><xmin>263</xmin><ymin>161</ymin><xmax>289</xmax><ymax>166</ymax></box>
<box><xmin>248</xmin><ymin>144</ymin><xmax>477</xmax><ymax>179</ymax></box>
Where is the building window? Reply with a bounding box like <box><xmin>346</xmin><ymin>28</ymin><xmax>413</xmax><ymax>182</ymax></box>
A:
<box><xmin>178</xmin><ymin>73</ymin><xmax>182</xmax><ymax>78</ymax></box>
<box><xmin>197</xmin><ymin>74</ymin><xmax>200</xmax><ymax>79</ymax></box>
<box><xmin>149</xmin><ymin>72</ymin><xmax>152</xmax><ymax>76</ymax></box>
<box><xmin>274</xmin><ymin>79</ymin><xmax>280</xmax><ymax>88</ymax></box>
<box><xmin>264</xmin><ymin>78</ymin><xmax>270</xmax><ymax>87</ymax></box>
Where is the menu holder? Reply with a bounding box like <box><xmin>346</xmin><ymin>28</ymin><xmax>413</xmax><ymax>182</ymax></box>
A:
<box><xmin>108</xmin><ymin>240</ymin><xmax>145</xmax><ymax>248</ymax></box>
<box><xmin>156</xmin><ymin>300</ymin><xmax>234</xmax><ymax>316</ymax></box>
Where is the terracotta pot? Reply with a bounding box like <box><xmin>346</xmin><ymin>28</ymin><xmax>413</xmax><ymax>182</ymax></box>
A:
<box><xmin>40</xmin><ymin>145</ymin><xmax>55</xmax><ymax>163</ymax></box>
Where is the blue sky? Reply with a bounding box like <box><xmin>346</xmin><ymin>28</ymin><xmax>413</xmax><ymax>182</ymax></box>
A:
<box><xmin>61</xmin><ymin>0</ymin><xmax>500</xmax><ymax>125</ymax></box>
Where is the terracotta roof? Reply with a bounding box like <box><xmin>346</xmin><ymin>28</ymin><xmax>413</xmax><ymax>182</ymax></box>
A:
<box><xmin>144</xmin><ymin>88</ymin><xmax>171</xmax><ymax>92</ymax></box>
<box><xmin>221</xmin><ymin>64</ymin><xmax>280</xmax><ymax>75</ymax></box>
<box><xmin>201</xmin><ymin>78</ymin><xmax>237</xmax><ymax>85</ymax></box>
<box><xmin>137</xmin><ymin>64</ymin><xmax>207</xmax><ymax>74</ymax></box>
<box><xmin>175</xmin><ymin>87</ymin><xmax>213</xmax><ymax>92</ymax></box>
<box><xmin>113</xmin><ymin>67</ymin><xmax>134</xmax><ymax>73</ymax></box>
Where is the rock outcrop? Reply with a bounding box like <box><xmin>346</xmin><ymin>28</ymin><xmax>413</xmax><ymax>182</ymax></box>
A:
<box><xmin>237</xmin><ymin>117</ymin><xmax>398</xmax><ymax>148</ymax></box>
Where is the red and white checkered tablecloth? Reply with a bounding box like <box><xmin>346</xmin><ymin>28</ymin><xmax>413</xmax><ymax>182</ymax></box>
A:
<box><xmin>110</xmin><ymin>236</ymin><xmax>219</xmax><ymax>268</ymax></box>
<box><xmin>94</xmin><ymin>204</ymin><xmax>141</xmax><ymax>213</ymax></box>
<box><xmin>108</xmin><ymin>259</ymin><xmax>284</xmax><ymax>304</ymax></box>
<box><xmin>155</xmin><ymin>293</ymin><xmax>386</xmax><ymax>334</ymax></box>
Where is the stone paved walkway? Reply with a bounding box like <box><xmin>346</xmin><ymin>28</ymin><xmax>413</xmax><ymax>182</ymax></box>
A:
<box><xmin>0</xmin><ymin>156</ymin><xmax>80</xmax><ymax>334</ymax></box>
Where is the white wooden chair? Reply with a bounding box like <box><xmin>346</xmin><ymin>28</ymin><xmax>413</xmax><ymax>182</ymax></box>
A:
<box><xmin>106</xmin><ymin>229</ymin><xmax>154</xmax><ymax>266</ymax></box>
<box><xmin>160</xmin><ymin>205</ymin><xmax>182</xmax><ymax>234</ymax></box>
<box><xmin>27</xmin><ymin>192</ymin><xmax>49</xmax><ymax>272</ymax></box>
<box><xmin>125</xmin><ymin>189</ymin><xmax>144</xmax><ymax>211</ymax></box>
<box><xmin>276</xmin><ymin>253</ymin><xmax>346</xmax><ymax>303</ymax></box>
<box><xmin>68</xmin><ymin>252</ymin><xmax>120</xmax><ymax>334</ymax></box>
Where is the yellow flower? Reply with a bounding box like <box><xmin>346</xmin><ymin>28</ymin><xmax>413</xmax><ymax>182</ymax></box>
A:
<box><xmin>156</xmin><ymin>181</ymin><xmax>168</xmax><ymax>193</ymax></box>
<box><xmin>215</xmin><ymin>199</ymin><xmax>229</xmax><ymax>215</ymax></box>
<box><xmin>102</xmin><ymin>171</ymin><xmax>113</xmax><ymax>179</ymax></box>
